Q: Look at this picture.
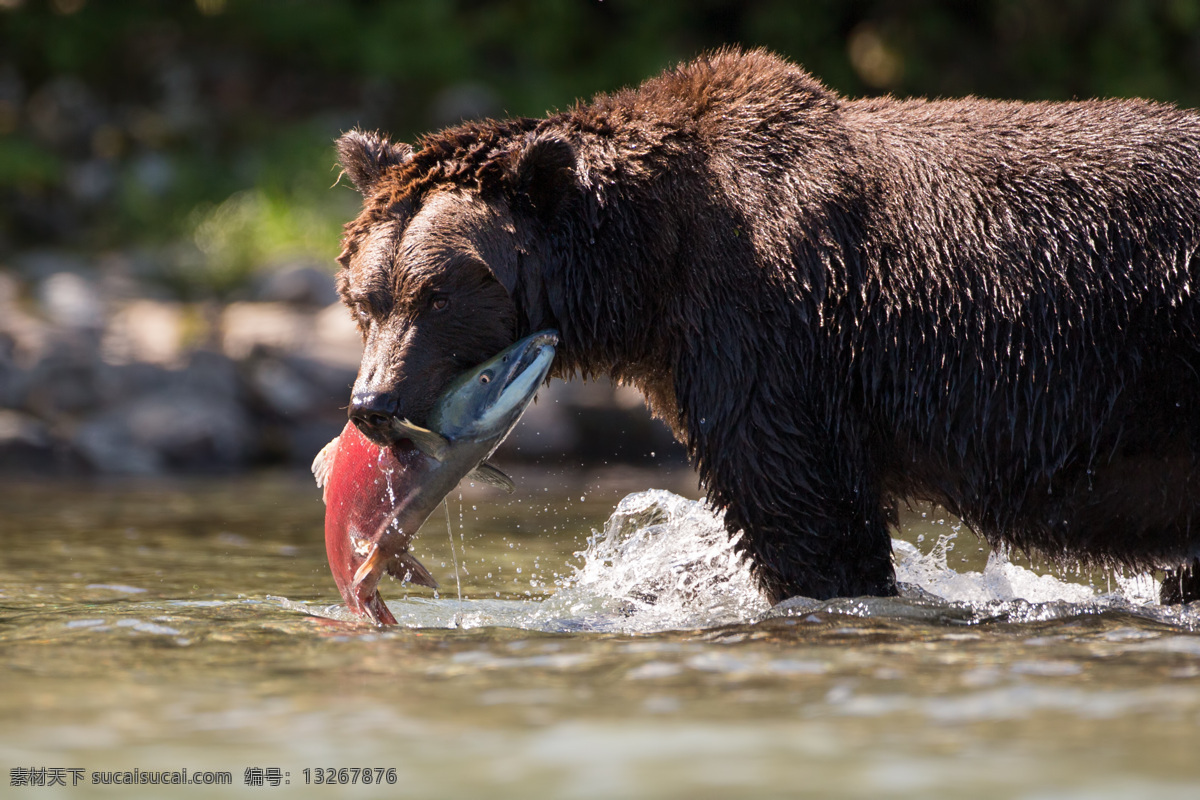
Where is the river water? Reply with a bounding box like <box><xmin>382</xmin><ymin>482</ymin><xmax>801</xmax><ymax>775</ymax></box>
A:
<box><xmin>2</xmin><ymin>470</ymin><xmax>1199</xmax><ymax>798</ymax></box>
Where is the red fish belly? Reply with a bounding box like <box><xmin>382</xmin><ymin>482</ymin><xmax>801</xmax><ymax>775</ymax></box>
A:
<box><xmin>321</xmin><ymin>422</ymin><xmax>424</xmax><ymax>624</ymax></box>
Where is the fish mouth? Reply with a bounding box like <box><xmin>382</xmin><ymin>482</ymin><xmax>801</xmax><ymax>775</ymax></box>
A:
<box><xmin>484</xmin><ymin>329</ymin><xmax>557</xmax><ymax>424</ymax></box>
<box><xmin>498</xmin><ymin>330</ymin><xmax>558</xmax><ymax>394</ymax></box>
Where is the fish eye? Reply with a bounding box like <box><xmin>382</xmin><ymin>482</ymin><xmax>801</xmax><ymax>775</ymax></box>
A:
<box><xmin>480</xmin><ymin>370</ymin><xmax>494</xmax><ymax>384</ymax></box>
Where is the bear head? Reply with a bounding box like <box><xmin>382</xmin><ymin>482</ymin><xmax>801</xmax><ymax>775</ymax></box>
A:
<box><xmin>334</xmin><ymin>126</ymin><xmax>578</xmax><ymax>444</ymax></box>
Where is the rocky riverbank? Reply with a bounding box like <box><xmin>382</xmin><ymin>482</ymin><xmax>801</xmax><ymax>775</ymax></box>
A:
<box><xmin>0</xmin><ymin>254</ymin><xmax>682</xmax><ymax>475</ymax></box>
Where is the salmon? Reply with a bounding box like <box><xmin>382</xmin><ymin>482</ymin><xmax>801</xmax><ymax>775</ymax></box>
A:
<box><xmin>313</xmin><ymin>330</ymin><xmax>558</xmax><ymax>624</ymax></box>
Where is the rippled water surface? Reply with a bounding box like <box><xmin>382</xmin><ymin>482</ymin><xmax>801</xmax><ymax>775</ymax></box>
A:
<box><xmin>3</xmin><ymin>471</ymin><xmax>1200</xmax><ymax>798</ymax></box>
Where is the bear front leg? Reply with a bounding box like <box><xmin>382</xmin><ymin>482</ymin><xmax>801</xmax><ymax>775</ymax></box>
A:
<box><xmin>687</xmin><ymin>395</ymin><xmax>898</xmax><ymax>603</ymax></box>
<box><xmin>723</xmin><ymin>481</ymin><xmax>899</xmax><ymax>604</ymax></box>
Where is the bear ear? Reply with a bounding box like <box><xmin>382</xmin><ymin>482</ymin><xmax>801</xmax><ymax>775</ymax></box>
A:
<box><xmin>506</xmin><ymin>133</ymin><xmax>577</xmax><ymax>222</ymax></box>
<box><xmin>336</xmin><ymin>130</ymin><xmax>413</xmax><ymax>194</ymax></box>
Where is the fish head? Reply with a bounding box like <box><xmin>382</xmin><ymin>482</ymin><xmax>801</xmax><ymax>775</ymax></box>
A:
<box><xmin>428</xmin><ymin>329</ymin><xmax>558</xmax><ymax>444</ymax></box>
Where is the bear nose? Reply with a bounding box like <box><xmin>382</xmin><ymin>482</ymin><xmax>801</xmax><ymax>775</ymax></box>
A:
<box><xmin>348</xmin><ymin>392</ymin><xmax>399</xmax><ymax>445</ymax></box>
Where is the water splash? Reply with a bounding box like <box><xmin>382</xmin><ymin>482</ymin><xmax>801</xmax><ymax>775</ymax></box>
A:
<box><xmin>542</xmin><ymin>489</ymin><xmax>770</xmax><ymax>632</ymax></box>
<box><xmin>882</xmin><ymin>535</ymin><xmax>1197</xmax><ymax>627</ymax></box>
<box><xmin>293</xmin><ymin>490</ymin><xmax>1200</xmax><ymax>632</ymax></box>
<box><xmin>892</xmin><ymin>538</ymin><xmax>1098</xmax><ymax>606</ymax></box>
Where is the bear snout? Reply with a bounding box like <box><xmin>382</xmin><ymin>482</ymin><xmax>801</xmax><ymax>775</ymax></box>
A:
<box><xmin>348</xmin><ymin>391</ymin><xmax>403</xmax><ymax>446</ymax></box>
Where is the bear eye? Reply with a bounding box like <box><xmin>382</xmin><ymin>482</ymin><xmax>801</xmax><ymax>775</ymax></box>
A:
<box><xmin>431</xmin><ymin>295</ymin><xmax>450</xmax><ymax>311</ymax></box>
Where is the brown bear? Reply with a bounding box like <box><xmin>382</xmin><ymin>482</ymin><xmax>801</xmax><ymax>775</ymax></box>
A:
<box><xmin>333</xmin><ymin>47</ymin><xmax>1200</xmax><ymax>605</ymax></box>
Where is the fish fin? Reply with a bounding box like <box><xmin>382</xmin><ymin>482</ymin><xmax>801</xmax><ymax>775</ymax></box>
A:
<box><xmin>388</xmin><ymin>552</ymin><xmax>439</xmax><ymax>589</ymax></box>
<box><xmin>311</xmin><ymin>435</ymin><xmax>340</xmax><ymax>494</ymax></box>
<box><xmin>363</xmin><ymin>592</ymin><xmax>398</xmax><ymax>626</ymax></box>
<box><xmin>469</xmin><ymin>462</ymin><xmax>515</xmax><ymax>493</ymax></box>
<box><xmin>351</xmin><ymin>543</ymin><xmax>385</xmax><ymax>590</ymax></box>
<box><xmin>390</xmin><ymin>418</ymin><xmax>450</xmax><ymax>461</ymax></box>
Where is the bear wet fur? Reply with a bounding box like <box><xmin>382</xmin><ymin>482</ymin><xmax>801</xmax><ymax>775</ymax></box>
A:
<box><xmin>334</xmin><ymin>48</ymin><xmax>1200</xmax><ymax>604</ymax></box>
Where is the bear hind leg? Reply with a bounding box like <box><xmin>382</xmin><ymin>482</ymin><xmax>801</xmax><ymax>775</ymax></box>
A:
<box><xmin>1160</xmin><ymin>559</ymin><xmax>1200</xmax><ymax>604</ymax></box>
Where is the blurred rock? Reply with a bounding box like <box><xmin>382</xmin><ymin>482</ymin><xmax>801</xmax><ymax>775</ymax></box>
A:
<box><xmin>0</xmin><ymin>332</ymin><xmax>23</xmax><ymax>409</ymax></box>
<box><xmin>95</xmin><ymin>251</ymin><xmax>155</xmax><ymax>302</ymax></box>
<box><xmin>101</xmin><ymin>299</ymin><xmax>185</xmax><ymax>366</ymax></box>
<box><xmin>253</xmin><ymin>263</ymin><xmax>339</xmax><ymax>307</ymax></box>
<box><xmin>311</xmin><ymin>301</ymin><xmax>362</xmax><ymax>369</ymax></box>
<box><xmin>247</xmin><ymin>356</ymin><xmax>320</xmax><ymax>417</ymax></box>
<box><xmin>501</xmin><ymin>377</ymin><xmax>683</xmax><ymax>465</ymax></box>
<box><xmin>248</xmin><ymin>351</ymin><xmax>354</xmax><ymax>417</ymax></box>
<box><xmin>0</xmin><ymin>408</ymin><xmax>49</xmax><ymax>448</ymax></box>
<box><xmin>221</xmin><ymin>301</ymin><xmax>310</xmax><ymax>359</ymax></box>
<box><xmin>0</xmin><ymin>272</ymin><xmax>19</xmax><ymax>314</ymax></box>
<box><xmin>178</xmin><ymin>349</ymin><xmax>242</xmax><ymax>405</ymax></box>
<box><xmin>104</xmin><ymin>360</ymin><xmax>174</xmax><ymax>403</ymax></box>
<box><xmin>222</xmin><ymin>300</ymin><xmax>362</xmax><ymax>367</ymax></box>
<box><xmin>0</xmin><ymin>409</ymin><xmax>79</xmax><ymax>473</ymax></box>
<box><xmin>22</xmin><ymin>350</ymin><xmax>117</xmax><ymax>418</ymax></box>
<box><xmin>76</xmin><ymin>390</ymin><xmax>247</xmax><ymax>474</ymax></box>
<box><xmin>75</xmin><ymin>352</ymin><xmax>249</xmax><ymax>474</ymax></box>
<box><xmin>0</xmin><ymin>272</ymin><xmax>50</xmax><ymax>367</ymax></box>
<box><xmin>504</xmin><ymin>379</ymin><xmax>580</xmax><ymax>456</ymax></box>
<box><xmin>284</xmin><ymin>418</ymin><xmax>347</xmax><ymax>467</ymax></box>
<box><xmin>37</xmin><ymin>271</ymin><xmax>105</xmax><ymax>332</ymax></box>
<box><xmin>13</xmin><ymin>249</ymin><xmax>91</xmax><ymax>282</ymax></box>
<box><xmin>0</xmin><ymin>268</ymin><xmax>685</xmax><ymax>474</ymax></box>
<box><xmin>241</xmin><ymin>348</ymin><xmax>355</xmax><ymax>464</ymax></box>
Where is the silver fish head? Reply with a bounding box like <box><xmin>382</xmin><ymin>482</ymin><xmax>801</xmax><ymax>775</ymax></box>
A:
<box><xmin>430</xmin><ymin>329</ymin><xmax>558</xmax><ymax>442</ymax></box>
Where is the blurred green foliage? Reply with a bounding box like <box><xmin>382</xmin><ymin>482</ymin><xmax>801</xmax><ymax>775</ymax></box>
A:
<box><xmin>2</xmin><ymin>0</ymin><xmax>1200</xmax><ymax>299</ymax></box>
